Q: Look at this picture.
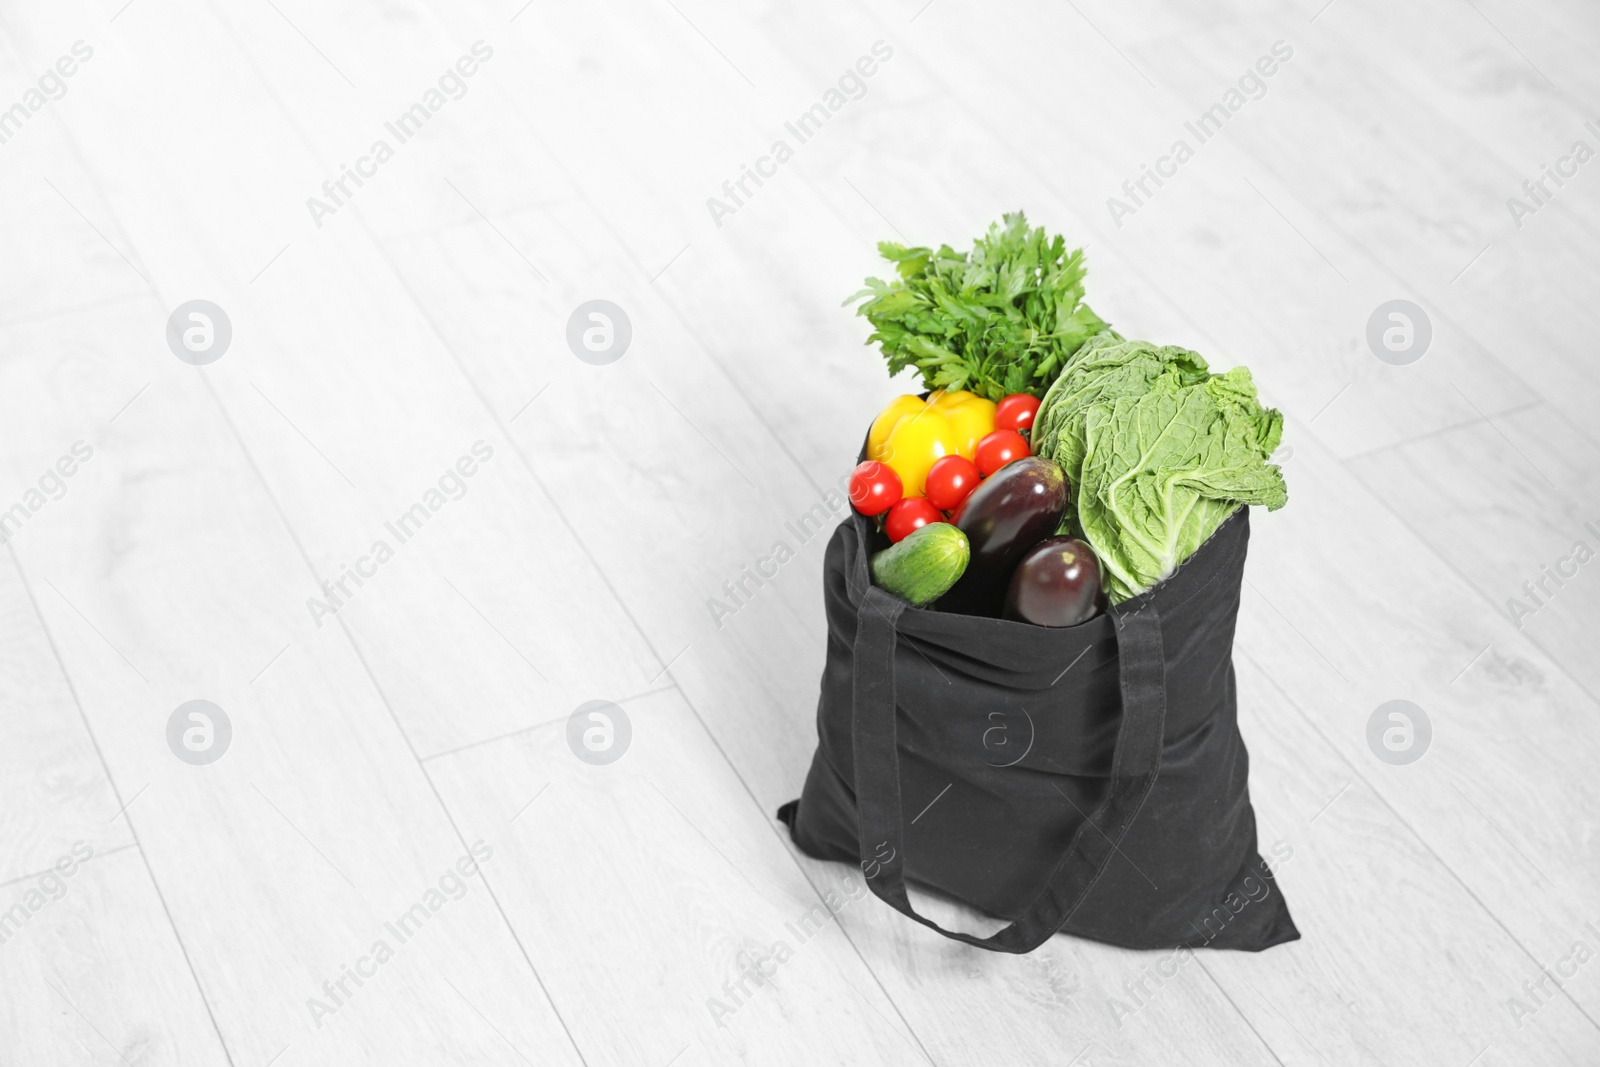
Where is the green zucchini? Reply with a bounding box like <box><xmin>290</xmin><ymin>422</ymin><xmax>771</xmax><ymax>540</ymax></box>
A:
<box><xmin>871</xmin><ymin>523</ymin><xmax>970</xmax><ymax>607</ymax></box>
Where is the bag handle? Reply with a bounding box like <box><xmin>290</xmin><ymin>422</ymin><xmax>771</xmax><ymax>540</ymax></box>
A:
<box><xmin>849</xmin><ymin>582</ymin><xmax>1167</xmax><ymax>953</ymax></box>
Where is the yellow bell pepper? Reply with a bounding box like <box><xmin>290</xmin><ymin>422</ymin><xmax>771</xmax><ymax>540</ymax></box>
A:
<box><xmin>928</xmin><ymin>389</ymin><xmax>997</xmax><ymax>460</ymax></box>
<box><xmin>880</xmin><ymin>406</ymin><xmax>956</xmax><ymax>497</ymax></box>
<box><xmin>867</xmin><ymin>395</ymin><xmax>926</xmax><ymax>460</ymax></box>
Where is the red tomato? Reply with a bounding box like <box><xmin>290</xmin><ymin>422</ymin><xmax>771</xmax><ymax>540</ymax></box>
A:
<box><xmin>996</xmin><ymin>394</ymin><xmax>1041</xmax><ymax>434</ymax></box>
<box><xmin>884</xmin><ymin>498</ymin><xmax>944</xmax><ymax>543</ymax></box>
<box><xmin>923</xmin><ymin>455</ymin><xmax>982</xmax><ymax>512</ymax></box>
<box><xmin>848</xmin><ymin>461</ymin><xmax>902</xmax><ymax>517</ymax></box>
<box><xmin>974</xmin><ymin>430</ymin><xmax>1030</xmax><ymax>476</ymax></box>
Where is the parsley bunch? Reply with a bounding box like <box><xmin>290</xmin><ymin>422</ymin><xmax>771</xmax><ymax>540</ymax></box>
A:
<box><xmin>847</xmin><ymin>212</ymin><xmax>1114</xmax><ymax>401</ymax></box>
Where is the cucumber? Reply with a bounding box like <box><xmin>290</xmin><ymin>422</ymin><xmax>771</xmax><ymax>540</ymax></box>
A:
<box><xmin>871</xmin><ymin>523</ymin><xmax>970</xmax><ymax>607</ymax></box>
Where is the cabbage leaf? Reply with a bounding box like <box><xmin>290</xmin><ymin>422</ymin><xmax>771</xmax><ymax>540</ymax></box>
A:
<box><xmin>1066</xmin><ymin>364</ymin><xmax>1286</xmax><ymax>602</ymax></box>
<box><xmin>1034</xmin><ymin>334</ymin><xmax>1212</xmax><ymax>491</ymax></box>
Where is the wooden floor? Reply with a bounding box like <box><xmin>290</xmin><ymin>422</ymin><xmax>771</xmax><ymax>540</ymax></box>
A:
<box><xmin>1</xmin><ymin>0</ymin><xmax>1597</xmax><ymax>1063</ymax></box>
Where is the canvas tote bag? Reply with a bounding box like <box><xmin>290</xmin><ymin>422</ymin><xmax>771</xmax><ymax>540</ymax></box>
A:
<box><xmin>778</xmin><ymin>503</ymin><xmax>1299</xmax><ymax>954</ymax></box>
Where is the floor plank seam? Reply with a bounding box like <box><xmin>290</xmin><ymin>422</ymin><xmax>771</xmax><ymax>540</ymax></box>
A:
<box><xmin>1362</xmin><ymin>484</ymin><xmax>1600</xmax><ymax>711</ymax></box>
<box><xmin>1216</xmin><ymin>116</ymin><xmax>1600</xmax><ymax>463</ymax></box>
<box><xmin>325</xmin><ymin>170</ymin><xmax>937</xmax><ymax>1062</ymax></box>
<box><xmin>0</xmin><ymin>289</ymin><xmax>152</xmax><ymax>331</ymax></box>
<box><xmin>413</xmin><ymin>760</ymin><xmax>594</xmax><ymax>1067</ymax></box>
<box><xmin>3</xmin><ymin>72</ymin><xmax>249</xmax><ymax>1062</ymax></box>
<box><xmin>1242</xmin><ymin>648</ymin><xmax>1600</xmax><ymax>1039</ymax></box>
<box><xmin>1338</xmin><ymin>400</ymin><xmax>1545</xmax><ymax>462</ymax></box>
<box><xmin>1193</xmin><ymin>960</ymin><xmax>1288</xmax><ymax>1067</ymax></box>
<box><xmin>417</xmin><ymin>683</ymin><xmax>680</xmax><ymax>764</ymax></box>
<box><xmin>8</xmin><ymin>544</ymin><xmax>240</xmax><ymax>1067</ymax></box>
<box><xmin>184</xmin><ymin>20</ymin><xmax>745</xmax><ymax>1063</ymax></box>
<box><xmin>0</xmin><ymin>841</ymin><xmax>140</xmax><ymax>892</ymax></box>
<box><xmin>195</xmin><ymin>356</ymin><xmax>593</xmax><ymax>1063</ymax></box>
<box><xmin>663</xmin><ymin>677</ymin><xmax>944</xmax><ymax>1067</ymax></box>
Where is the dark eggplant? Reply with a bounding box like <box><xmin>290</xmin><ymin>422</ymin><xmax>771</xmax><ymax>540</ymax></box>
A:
<box><xmin>938</xmin><ymin>457</ymin><xmax>1069</xmax><ymax>617</ymax></box>
<box><xmin>1003</xmin><ymin>537</ymin><xmax>1102</xmax><ymax>627</ymax></box>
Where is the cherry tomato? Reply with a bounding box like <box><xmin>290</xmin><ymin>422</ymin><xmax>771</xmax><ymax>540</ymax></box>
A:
<box><xmin>974</xmin><ymin>430</ymin><xmax>1031</xmax><ymax>476</ymax></box>
<box><xmin>996</xmin><ymin>394</ymin><xmax>1041</xmax><ymax>435</ymax></box>
<box><xmin>923</xmin><ymin>455</ymin><xmax>982</xmax><ymax>512</ymax></box>
<box><xmin>848</xmin><ymin>461</ymin><xmax>903</xmax><ymax>517</ymax></box>
<box><xmin>884</xmin><ymin>498</ymin><xmax>944</xmax><ymax>543</ymax></box>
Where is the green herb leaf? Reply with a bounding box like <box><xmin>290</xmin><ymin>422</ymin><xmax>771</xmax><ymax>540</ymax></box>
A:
<box><xmin>848</xmin><ymin>212</ymin><xmax>1114</xmax><ymax>401</ymax></box>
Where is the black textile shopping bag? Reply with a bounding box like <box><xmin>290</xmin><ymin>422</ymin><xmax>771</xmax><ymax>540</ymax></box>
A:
<box><xmin>777</xmin><ymin>501</ymin><xmax>1299</xmax><ymax>954</ymax></box>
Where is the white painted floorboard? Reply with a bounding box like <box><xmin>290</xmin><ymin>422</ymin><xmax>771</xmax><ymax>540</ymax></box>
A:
<box><xmin>1</xmin><ymin>1</ymin><xmax>1597</xmax><ymax>1064</ymax></box>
